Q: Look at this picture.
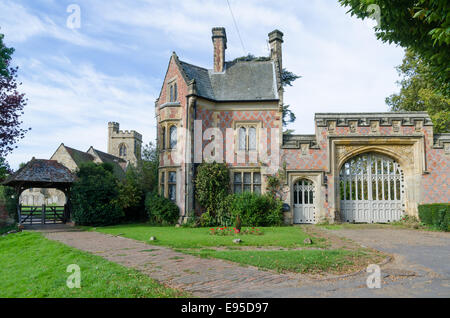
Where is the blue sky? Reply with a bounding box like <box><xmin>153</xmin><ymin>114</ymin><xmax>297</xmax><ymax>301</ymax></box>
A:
<box><xmin>1</xmin><ymin>0</ymin><xmax>405</xmax><ymax>169</ymax></box>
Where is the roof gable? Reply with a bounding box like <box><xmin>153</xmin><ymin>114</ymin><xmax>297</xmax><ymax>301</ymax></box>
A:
<box><xmin>178</xmin><ymin>59</ymin><xmax>278</xmax><ymax>102</ymax></box>
<box><xmin>3</xmin><ymin>158</ymin><xmax>75</xmax><ymax>186</ymax></box>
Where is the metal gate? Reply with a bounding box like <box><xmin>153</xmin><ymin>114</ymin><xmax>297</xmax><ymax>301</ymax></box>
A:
<box><xmin>293</xmin><ymin>179</ymin><xmax>315</xmax><ymax>223</ymax></box>
<box><xmin>339</xmin><ymin>152</ymin><xmax>404</xmax><ymax>223</ymax></box>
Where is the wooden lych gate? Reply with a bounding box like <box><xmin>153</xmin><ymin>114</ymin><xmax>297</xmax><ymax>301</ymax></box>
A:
<box><xmin>2</xmin><ymin>158</ymin><xmax>75</xmax><ymax>226</ymax></box>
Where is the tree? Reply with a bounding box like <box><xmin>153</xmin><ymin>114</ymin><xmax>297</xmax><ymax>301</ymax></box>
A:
<box><xmin>0</xmin><ymin>157</ymin><xmax>10</xmax><ymax>182</ymax></box>
<box><xmin>386</xmin><ymin>49</ymin><xmax>449</xmax><ymax>132</ymax></box>
<box><xmin>338</xmin><ymin>0</ymin><xmax>450</xmax><ymax>97</ymax></box>
<box><xmin>0</xmin><ymin>33</ymin><xmax>29</xmax><ymax>158</ymax></box>
<box><xmin>139</xmin><ymin>141</ymin><xmax>159</xmax><ymax>193</ymax></box>
<box><xmin>70</xmin><ymin>162</ymin><xmax>124</xmax><ymax>226</ymax></box>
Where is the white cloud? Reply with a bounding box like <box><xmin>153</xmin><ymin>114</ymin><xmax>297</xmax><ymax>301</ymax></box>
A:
<box><xmin>4</xmin><ymin>0</ymin><xmax>405</xmax><ymax>169</ymax></box>
<box><xmin>6</xmin><ymin>56</ymin><xmax>158</xmax><ymax>168</ymax></box>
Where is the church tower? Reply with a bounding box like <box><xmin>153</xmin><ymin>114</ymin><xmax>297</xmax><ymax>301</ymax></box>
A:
<box><xmin>107</xmin><ymin>122</ymin><xmax>142</xmax><ymax>166</ymax></box>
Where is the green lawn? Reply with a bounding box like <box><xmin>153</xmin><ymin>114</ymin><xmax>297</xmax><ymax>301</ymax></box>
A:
<box><xmin>90</xmin><ymin>224</ymin><xmax>383</xmax><ymax>274</ymax></box>
<box><xmin>0</xmin><ymin>232</ymin><xmax>189</xmax><ymax>298</ymax></box>
<box><xmin>90</xmin><ymin>224</ymin><xmax>323</xmax><ymax>248</ymax></box>
<box><xmin>183</xmin><ymin>249</ymin><xmax>378</xmax><ymax>274</ymax></box>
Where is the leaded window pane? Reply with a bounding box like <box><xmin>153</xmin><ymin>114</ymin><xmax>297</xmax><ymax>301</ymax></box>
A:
<box><xmin>239</xmin><ymin>127</ymin><xmax>246</xmax><ymax>150</ymax></box>
<box><xmin>243</xmin><ymin>172</ymin><xmax>251</xmax><ymax>184</ymax></box>
<box><xmin>248</xmin><ymin>127</ymin><xmax>256</xmax><ymax>150</ymax></box>
<box><xmin>169</xmin><ymin>126</ymin><xmax>177</xmax><ymax>149</ymax></box>
<box><xmin>169</xmin><ymin>185</ymin><xmax>176</xmax><ymax>202</ymax></box>
<box><xmin>234</xmin><ymin>172</ymin><xmax>241</xmax><ymax>183</ymax></box>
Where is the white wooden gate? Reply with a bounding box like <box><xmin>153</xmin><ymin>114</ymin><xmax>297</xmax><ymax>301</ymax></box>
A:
<box><xmin>293</xmin><ymin>179</ymin><xmax>315</xmax><ymax>224</ymax></box>
<box><xmin>339</xmin><ymin>152</ymin><xmax>405</xmax><ymax>223</ymax></box>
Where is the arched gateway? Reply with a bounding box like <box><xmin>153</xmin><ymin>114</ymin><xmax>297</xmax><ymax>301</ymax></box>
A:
<box><xmin>339</xmin><ymin>152</ymin><xmax>405</xmax><ymax>223</ymax></box>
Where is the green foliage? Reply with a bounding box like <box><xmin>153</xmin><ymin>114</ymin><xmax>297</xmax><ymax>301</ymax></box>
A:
<box><xmin>418</xmin><ymin>203</ymin><xmax>450</xmax><ymax>231</ymax></box>
<box><xmin>114</xmin><ymin>168</ymin><xmax>146</xmax><ymax>221</ymax></box>
<box><xmin>145</xmin><ymin>192</ymin><xmax>179</xmax><ymax>225</ymax></box>
<box><xmin>0</xmin><ymin>158</ymin><xmax>10</xmax><ymax>182</ymax></box>
<box><xmin>114</xmin><ymin>142</ymin><xmax>160</xmax><ymax>222</ymax></box>
<box><xmin>195</xmin><ymin>162</ymin><xmax>230</xmax><ymax>218</ymax></box>
<box><xmin>386</xmin><ymin>49</ymin><xmax>449</xmax><ymax>132</ymax></box>
<box><xmin>265</xmin><ymin>163</ymin><xmax>287</xmax><ymax>200</ymax></box>
<box><xmin>70</xmin><ymin>162</ymin><xmax>124</xmax><ymax>226</ymax></box>
<box><xmin>0</xmin><ymin>33</ymin><xmax>14</xmax><ymax>77</ymax></box>
<box><xmin>139</xmin><ymin>141</ymin><xmax>159</xmax><ymax>193</ymax></box>
<box><xmin>229</xmin><ymin>192</ymin><xmax>283</xmax><ymax>226</ymax></box>
<box><xmin>339</xmin><ymin>0</ymin><xmax>450</xmax><ymax>97</ymax></box>
<box><xmin>281</xmin><ymin>68</ymin><xmax>301</xmax><ymax>87</ymax></box>
<box><xmin>0</xmin><ymin>185</ymin><xmax>18</xmax><ymax>221</ymax></box>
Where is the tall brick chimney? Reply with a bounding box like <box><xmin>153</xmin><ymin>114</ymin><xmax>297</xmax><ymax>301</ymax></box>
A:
<box><xmin>269</xmin><ymin>30</ymin><xmax>283</xmax><ymax>73</ymax></box>
<box><xmin>212</xmin><ymin>27</ymin><xmax>227</xmax><ymax>73</ymax></box>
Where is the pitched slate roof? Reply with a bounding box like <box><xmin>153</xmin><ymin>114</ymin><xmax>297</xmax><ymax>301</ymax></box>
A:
<box><xmin>64</xmin><ymin>145</ymin><xmax>95</xmax><ymax>166</ymax></box>
<box><xmin>3</xmin><ymin>159</ymin><xmax>75</xmax><ymax>186</ymax></box>
<box><xmin>178</xmin><ymin>59</ymin><xmax>278</xmax><ymax>101</ymax></box>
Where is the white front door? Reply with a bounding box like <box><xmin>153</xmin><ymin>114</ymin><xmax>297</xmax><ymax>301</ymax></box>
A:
<box><xmin>293</xmin><ymin>179</ymin><xmax>315</xmax><ymax>224</ymax></box>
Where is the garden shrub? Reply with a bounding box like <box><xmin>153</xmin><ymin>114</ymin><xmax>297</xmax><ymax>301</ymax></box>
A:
<box><xmin>0</xmin><ymin>185</ymin><xmax>18</xmax><ymax>222</ymax></box>
<box><xmin>229</xmin><ymin>192</ymin><xmax>283</xmax><ymax>226</ymax></box>
<box><xmin>70</xmin><ymin>163</ymin><xmax>124</xmax><ymax>226</ymax></box>
<box><xmin>145</xmin><ymin>192</ymin><xmax>179</xmax><ymax>225</ymax></box>
<box><xmin>195</xmin><ymin>162</ymin><xmax>230</xmax><ymax>219</ymax></box>
<box><xmin>114</xmin><ymin>168</ymin><xmax>147</xmax><ymax>222</ymax></box>
<box><xmin>418</xmin><ymin>203</ymin><xmax>450</xmax><ymax>231</ymax></box>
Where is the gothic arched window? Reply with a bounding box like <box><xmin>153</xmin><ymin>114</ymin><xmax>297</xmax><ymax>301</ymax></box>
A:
<box><xmin>119</xmin><ymin>144</ymin><xmax>127</xmax><ymax>157</ymax></box>
<box><xmin>161</xmin><ymin>127</ymin><xmax>166</xmax><ymax>150</ymax></box>
<box><xmin>169</xmin><ymin>125</ymin><xmax>177</xmax><ymax>149</ymax></box>
<box><xmin>173</xmin><ymin>83</ymin><xmax>178</xmax><ymax>101</ymax></box>
<box><xmin>238</xmin><ymin>127</ymin><xmax>246</xmax><ymax>150</ymax></box>
<box><xmin>248</xmin><ymin>127</ymin><xmax>256</xmax><ymax>150</ymax></box>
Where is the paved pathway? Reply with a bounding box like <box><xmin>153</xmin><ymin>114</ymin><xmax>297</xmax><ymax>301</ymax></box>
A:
<box><xmin>43</xmin><ymin>230</ymin><xmax>300</xmax><ymax>297</ymax></box>
<box><xmin>40</xmin><ymin>226</ymin><xmax>450</xmax><ymax>298</ymax></box>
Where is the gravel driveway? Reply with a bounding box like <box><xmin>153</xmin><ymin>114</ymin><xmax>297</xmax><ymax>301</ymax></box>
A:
<box><xmin>238</xmin><ymin>227</ymin><xmax>450</xmax><ymax>297</ymax></box>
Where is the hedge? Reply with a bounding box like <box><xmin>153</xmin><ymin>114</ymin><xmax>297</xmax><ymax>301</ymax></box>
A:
<box><xmin>418</xmin><ymin>203</ymin><xmax>450</xmax><ymax>232</ymax></box>
<box><xmin>229</xmin><ymin>192</ymin><xmax>283</xmax><ymax>226</ymax></box>
<box><xmin>145</xmin><ymin>192</ymin><xmax>179</xmax><ymax>225</ymax></box>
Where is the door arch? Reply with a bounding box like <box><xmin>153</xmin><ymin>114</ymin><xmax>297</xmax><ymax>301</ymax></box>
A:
<box><xmin>339</xmin><ymin>152</ymin><xmax>405</xmax><ymax>223</ymax></box>
<box><xmin>293</xmin><ymin>178</ymin><xmax>315</xmax><ymax>224</ymax></box>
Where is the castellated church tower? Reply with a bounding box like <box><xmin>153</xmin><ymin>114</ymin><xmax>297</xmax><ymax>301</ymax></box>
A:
<box><xmin>107</xmin><ymin>122</ymin><xmax>142</xmax><ymax>166</ymax></box>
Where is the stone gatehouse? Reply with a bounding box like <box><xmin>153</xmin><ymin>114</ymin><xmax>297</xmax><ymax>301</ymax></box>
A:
<box><xmin>155</xmin><ymin>27</ymin><xmax>450</xmax><ymax>224</ymax></box>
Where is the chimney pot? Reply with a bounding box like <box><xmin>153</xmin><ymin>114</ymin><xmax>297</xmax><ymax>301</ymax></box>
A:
<box><xmin>212</xmin><ymin>27</ymin><xmax>227</xmax><ymax>73</ymax></box>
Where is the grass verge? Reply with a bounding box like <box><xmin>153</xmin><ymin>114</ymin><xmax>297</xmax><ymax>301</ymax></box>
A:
<box><xmin>0</xmin><ymin>231</ymin><xmax>189</xmax><ymax>298</ymax></box>
<box><xmin>182</xmin><ymin>248</ymin><xmax>382</xmax><ymax>274</ymax></box>
<box><xmin>90</xmin><ymin>224</ymin><xmax>323</xmax><ymax>248</ymax></box>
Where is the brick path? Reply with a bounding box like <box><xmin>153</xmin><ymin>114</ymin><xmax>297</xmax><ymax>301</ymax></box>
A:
<box><xmin>44</xmin><ymin>230</ymin><xmax>300</xmax><ymax>297</ymax></box>
<box><xmin>40</xmin><ymin>226</ymin><xmax>449</xmax><ymax>297</ymax></box>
